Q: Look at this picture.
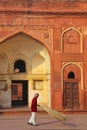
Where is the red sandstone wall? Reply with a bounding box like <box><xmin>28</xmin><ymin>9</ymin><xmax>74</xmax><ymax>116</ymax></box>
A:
<box><xmin>0</xmin><ymin>0</ymin><xmax>87</xmax><ymax>110</ymax></box>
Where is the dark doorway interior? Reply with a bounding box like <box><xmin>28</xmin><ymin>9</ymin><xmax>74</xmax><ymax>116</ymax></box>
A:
<box><xmin>11</xmin><ymin>80</ymin><xmax>28</xmax><ymax>107</ymax></box>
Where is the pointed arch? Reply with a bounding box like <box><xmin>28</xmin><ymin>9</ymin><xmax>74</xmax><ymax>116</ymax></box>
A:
<box><xmin>61</xmin><ymin>27</ymin><xmax>83</xmax><ymax>53</ymax></box>
<box><xmin>0</xmin><ymin>31</ymin><xmax>51</xmax><ymax>108</ymax></box>
<box><xmin>10</xmin><ymin>54</ymin><xmax>29</xmax><ymax>73</ymax></box>
<box><xmin>0</xmin><ymin>31</ymin><xmax>51</xmax><ymax>74</ymax></box>
<box><xmin>0</xmin><ymin>30</ymin><xmax>51</xmax><ymax>56</ymax></box>
<box><xmin>61</xmin><ymin>62</ymin><xmax>83</xmax><ymax>89</ymax></box>
<box><xmin>14</xmin><ymin>59</ymin><xmax>26</xmax><ymax>73</ymax></box>
<box><xmin>68</xmin><ymin>71</ymin><xmax>75</xmax><ymax>79</ymax></box>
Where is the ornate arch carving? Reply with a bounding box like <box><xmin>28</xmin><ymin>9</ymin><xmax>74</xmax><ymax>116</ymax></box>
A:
<box><xmin>62</xmin><ymin>62</ymin><xmax>83</xmax><ymax>89</ymax></box>
<box><xmin>61</xmin><ymin>27</ymin><xmax>82</xmax><ymax>53</ymax></box>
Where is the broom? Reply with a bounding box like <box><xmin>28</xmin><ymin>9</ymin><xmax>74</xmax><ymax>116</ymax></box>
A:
<box><xmin>40</xmin><ymin>105</ymin><xmax>66</xmax><ymax>121</ymax></box>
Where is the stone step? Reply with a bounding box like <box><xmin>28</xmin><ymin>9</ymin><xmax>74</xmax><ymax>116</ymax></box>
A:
<box><xmin>63</xmin><ymin>110</ymin><xmax>87</xmax><ymax>114</ymax></box>
<box><xmin>0</xmin><ymin>107</ymin><xmax>87</xmax><ymax>116</ymax></box>
<box><xmin>0</xmin><ymin>107</ymin><xmax>46</xmax><ymax>116</ymax></box>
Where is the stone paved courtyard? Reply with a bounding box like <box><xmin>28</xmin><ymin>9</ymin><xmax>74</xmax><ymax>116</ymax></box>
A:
<box><xmin>0</xmin><ymin>113</ymin><xmax>87</xmax><ymax>130</ymax></box>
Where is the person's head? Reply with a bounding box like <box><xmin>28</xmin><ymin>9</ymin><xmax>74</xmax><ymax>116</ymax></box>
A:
<box><xmin>34</xmin><ymin>93</ymin><xmax>39</xmax><ymax>98</ymax></box>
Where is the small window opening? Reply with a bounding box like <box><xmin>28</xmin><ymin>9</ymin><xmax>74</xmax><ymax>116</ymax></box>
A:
<box><xmin>14</xmin><ymin>59</ymin><xmax>26</xmax><ymax>73</ymax></box>
<box><xmin>68</xmin><ymin>71</ymin><xmax>75</xmax><ymax>79</ymax></box>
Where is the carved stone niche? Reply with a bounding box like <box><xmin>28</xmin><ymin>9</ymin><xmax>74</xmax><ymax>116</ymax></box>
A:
<box><xmin>62</xmin><ymin>28</ymin><xmax>81</xmax><ymax>53</ymax></box>
<box><xmin>64</xmin><ymin>29</ymin><xmax>80</xmax><ymax>44</ymax></box>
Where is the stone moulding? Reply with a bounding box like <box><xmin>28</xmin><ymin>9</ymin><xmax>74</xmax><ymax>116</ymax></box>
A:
<box><xmin>0</xmin><ymin>10</ymin><xmax>87</xmax><ymax>16</ymax></box>
<box><xmin>0</xmin><ymin>1</ymin><xmax>87</xmax><ymax>15</ymax></box>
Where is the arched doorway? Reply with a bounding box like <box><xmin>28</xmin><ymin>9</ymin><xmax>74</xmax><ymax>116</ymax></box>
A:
<box><xmin>6</xmin><ymin>32</ymin><xmax>50</xmax><ymax>108</ymax></box>
<box><xmin>0</xmin><ymin>32</ymin><xmax>50</xmax><ymax>108</ymax></box>
<box><xmin>63</xmin><ymin>64</ymin><xmax>80</xmax><ymax>109</ymax></box>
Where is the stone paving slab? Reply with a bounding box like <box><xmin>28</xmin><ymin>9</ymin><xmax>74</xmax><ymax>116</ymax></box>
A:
<box><xmin>0</xmin><ymin>113</ymin><xmax>87</xmax><ymax>130</ymax></box>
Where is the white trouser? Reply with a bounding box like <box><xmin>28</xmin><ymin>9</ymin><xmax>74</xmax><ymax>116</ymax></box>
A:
<box><xmin>28</xmin><ymin>112</ymin><xmax>36</xmax><ymax>124</ymax></box>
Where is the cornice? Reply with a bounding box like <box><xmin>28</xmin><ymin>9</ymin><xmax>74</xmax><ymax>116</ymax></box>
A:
<box><xmin>0</xmin><ymin>10</ymin><xmax>87</xmax><ymax>17</ymax></box>
<box><xmin>0</xmin><ymin>1</ymin><xmax>87</xmax><ymax>16</ymax></box>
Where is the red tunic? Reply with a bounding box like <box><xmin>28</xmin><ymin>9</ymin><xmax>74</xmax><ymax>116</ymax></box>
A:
<box><xmin>31</xmin><ymin>97</ymin><xmax>37</xmax><ymax>112</ymax></box>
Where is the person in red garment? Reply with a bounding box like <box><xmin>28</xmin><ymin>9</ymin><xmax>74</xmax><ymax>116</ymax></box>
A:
<box><xmin>28</xmin><ymin>93</ymin><xmax>40</xmax><ymax>126</ymax></box>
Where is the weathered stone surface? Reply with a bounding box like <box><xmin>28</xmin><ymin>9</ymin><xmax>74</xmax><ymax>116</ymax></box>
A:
<box><xmin>0</xmin><ymin>0</ymin><xmax>87</xmax><ymax>111</ymax></box>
